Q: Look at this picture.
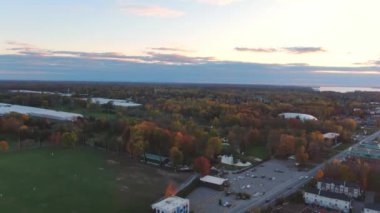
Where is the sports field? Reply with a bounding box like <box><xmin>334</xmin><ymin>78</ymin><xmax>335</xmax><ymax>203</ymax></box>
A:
<box><xmin>0</xmin><ymin>148</ymin><xmax>188</xmax><ymax>212</ymax></box>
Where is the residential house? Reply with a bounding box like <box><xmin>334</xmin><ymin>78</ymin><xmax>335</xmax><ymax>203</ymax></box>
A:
<box><xmin>363</xmin><ymin>203</ymin><xmax>380</xmax><ymax>213</ymax></box>
<box><xmin>304</xmin><ymin>188</ymin><xmax>351</xmax><ymax>213</ymax></box>
<box><xmin>317</xmin><ymin>178</ymin><xmax>362</xmax><ymax>198</ymax></box>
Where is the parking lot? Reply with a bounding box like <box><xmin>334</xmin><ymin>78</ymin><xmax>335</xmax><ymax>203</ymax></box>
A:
<box><xmin>187</xmin><ymin>159</ymin><xmax>309</xmax><ymax>213</ymax></box>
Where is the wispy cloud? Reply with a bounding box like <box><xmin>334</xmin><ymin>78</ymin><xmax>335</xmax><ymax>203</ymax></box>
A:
<box><xmin>235</xmin><ymin>46</ymin><xmax>326</xmax><ymax>54</ymax></box>
<box><xmin>0</xmin><ymin>69</ymin><xmax>60</xmax><ymax>75</ymax></box>
<box><xmin>355</xmin><ymin>59</ymin><xmax>380</xmax><ymax>66</ymax></box>
<box><xmin>145</xmin><ymin>52</ymin><xmax>214</xmax><ymax>64</ymax></box>
<box><xmin>5</xmin><ymin>42</ymin><xmax>213</xmax><ymax>65</ymax></box>
<box><xmin>150</xmin><ymin>47</ymin><xmax>191</xmax><ymax>52</ymax></box>
<box><xmin>4</xmin><ymin>41</ymin><xmax>380</xmax><ymax>86</ymax></box>
<box><xmin>195</xmin><ymin>0</ymin><xmax>240</xmax><ymax>6</ymax></box>
<box><xmin>120</xmin><ymin>5</ymin><xmax>185</xmax><ymax>17</ymax></box>
<box><xmin>235</xmin><ymin>47</ymin><xmax>277</xmax><ymax>53</ymax></box>
<box><xmin>283</xmin><ymin>47</ymin><xmax>325</xmax><ymax>54</ymax></box>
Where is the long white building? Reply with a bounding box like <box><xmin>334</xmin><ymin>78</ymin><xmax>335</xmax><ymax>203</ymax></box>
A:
<box><xmin>279</xmin><ymin>112</ymin><xmax>318</xmax><ymax>121</ymax></box>
<box><xmin>304</xmin><ymin>188</ymin><xmax>351</xmax><ymax>213</ymax></box>
<box><xmin>0</xmin><ymin>103</ymin><xmax>83</xmax><ymax>121</ymax></box>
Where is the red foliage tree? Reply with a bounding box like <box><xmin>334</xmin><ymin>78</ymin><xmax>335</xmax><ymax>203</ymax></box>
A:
<box><xmin>193</xmin><ymin>156</ymin><xmax>211</xmax><ymax>176</ymax></box>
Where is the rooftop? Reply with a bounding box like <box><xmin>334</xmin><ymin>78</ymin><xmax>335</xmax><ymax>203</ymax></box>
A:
<box><xmin>0</xmin><ymin>103</ymin><xmax>83</xmax><ymax>121</ymax></box>
<box><xmin>318</xmin><ymin>178</ymin><xmax>360</xmax><ymax>188</ymax></box>
<box><xmin>200</xmin><ymin>175</ymin><xmax>227</xmax><ymax>185</ymax></box>
<box><xmin>279</xmin><ymin>112</ymin><xmax>318</xmax><ymax>121</ymax></box>
<box><xmin>152</xmin><ymin>196</ymin><xmax>189</xmax><ymax>211</ymax></box>
<box><xmin>323</xmin><ymin>132</ymin><xmax>340</xmax><ymax>139</ymax></box>
<box><xmin>305</xmin><ymin>188</ymin><xmax>351</xmax><ymax>202</ymax></box>
<box><xmin>87</xmin><ymin>97</ymin><xmax>141</xmax><ymax>107</ymax></box>
<box><xmin>142</xmin><ymin>153</ymin><xmax>169</xmax><ymax>161</ymax></box>
<box><xmin>365</xmin><ymin>203</ymin><xmax>380</xmax><ymax>211</ymax></box>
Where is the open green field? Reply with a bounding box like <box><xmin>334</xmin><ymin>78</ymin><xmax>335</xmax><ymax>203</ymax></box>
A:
<box><xmin>0</xmin><ymin>148</ymin><xmax>189</xmax><ymax>213</ymax></box>
<box><xmin>246</xmin><ymin>145</ymin><xmax>270</xmax><ymax>160</ymax></box>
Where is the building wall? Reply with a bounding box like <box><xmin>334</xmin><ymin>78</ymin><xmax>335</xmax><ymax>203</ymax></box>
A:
<box><xmin>363</xmin><ymin>208</ymin><xmax>380</xmax><ymax>213</ymax></box>
<box><xmin>153</xmin><ymin>200</ymin><xmax>190</xmax><ymax>213</ymax></box>
<box><xmin>317</xmin><ymin>182</ymin><xmax>361</xmax><ymax>198</ymax></box>
<box><xmin>304</xmin><ymin>192</ymin><xmax>351</xmax><ymax>213</ymax></box>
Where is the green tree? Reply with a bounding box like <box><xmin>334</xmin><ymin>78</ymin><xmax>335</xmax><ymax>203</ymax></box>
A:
<box><xmin>62</xmin><ymin>131</ymin><xmax>78</xmax><ymax>148</ymax></box>
<box><xmin>170</xmin><ymin>146</ymin><xmax>183</xmax><ymax>170</ymax></box>
<box><xmin>206</xmin><ymin>137</ymin><xmax>222</xmax><ymax>158</ymax></box>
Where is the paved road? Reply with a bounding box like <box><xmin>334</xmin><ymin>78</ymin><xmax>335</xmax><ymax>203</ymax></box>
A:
<box><xmin>234</xmin><ymin>130</ymin><xmax>380</xmax><ymax>213</ymax></box>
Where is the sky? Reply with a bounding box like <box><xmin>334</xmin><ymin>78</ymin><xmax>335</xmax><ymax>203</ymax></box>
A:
<box><xmin>1</xmin><ymin>0</ymin><xmax>380</xmax><ymax>86</ymax></box>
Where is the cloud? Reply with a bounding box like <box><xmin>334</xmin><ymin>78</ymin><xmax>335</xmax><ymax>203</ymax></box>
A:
<box><xmin>283</xmin><ymin>47</ymin><xmax>325</xmax><ymax>54</ymax></box>
<box><xmin>195</xmin><ymin>0</ymin><xmax>240</xmax><ymax>6</ymax></box>
<box><xmin>5</xmin><ymin>42</ymin><xmax>213</xmax><ymax>65</ymax></box>
<box><xmin>235</xmin><ymin>47</ymin><xmax>278</xmax><ymax>53</ymax></box>
<box><xmin>355</xmin><ymin>59</ymin><xmax>380</xmax><ymax>66</ymax></box>
<box><xmin>145</xmin><ymin>52</ymin><xmax>215</xmax><ymax>64</ymax></box>
<box><xmin>235</xmin><ymin>46</ymin><xmax>326</xmax><ymax>54</ymax></box>
<box><xmin>0</xmin><ymin>70</ymin><xmax>56</xmax><ymax>75</ymax></box>
<box><xmin>6</xmin><ymin>41</ymin><xmax>34</xmax><ymax>49</ymax></box>
<box><xmin>3</xmin><ymin>41</ymin><xmax>380</xmax><ymax>86</ymax></box>
<box><xmin>120</xmin><ymin>5</ymin><xmax>184</xmax><ymax>17</ymax></box>
<box><xmin>150</xmin><ymin>47</ymin><xmax>190</xmax><ymax>52</ymax></box>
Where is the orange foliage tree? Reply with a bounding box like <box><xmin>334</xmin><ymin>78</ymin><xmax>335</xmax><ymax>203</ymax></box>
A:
<box><xmin>315</xmin><ymin>169</ymin><xmax>324</xmax><ymax>180</ymax></box>
<box><xmin>0</xmin><ymin>141</ymin><xmax>9</xmax><ymax>152</ymax></box>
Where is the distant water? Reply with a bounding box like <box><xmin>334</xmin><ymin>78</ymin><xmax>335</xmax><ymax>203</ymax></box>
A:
<box><xmin>315</xmin><ymin>87</ymin><xmax>380</xmax><ymax>93</ymax></box>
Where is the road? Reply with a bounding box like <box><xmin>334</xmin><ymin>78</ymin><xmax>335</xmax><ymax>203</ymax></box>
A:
<box><xmin>234</xmin><ymin>130</ymin><xmax>380</xmax><ymax>213</ymax></box>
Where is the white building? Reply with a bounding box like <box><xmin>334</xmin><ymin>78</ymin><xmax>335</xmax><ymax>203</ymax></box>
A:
<box><xmin>317</xmin><ymin>178</ymin><xmax>362</xmax><ymax>198</ymax></box>
<box><xmin>151</xmin><ymin>196</ymin><xmax>190</xmax><ymax>213</ymax></box>
<box><xmin>363</xmin><ymin>203</ymin><xmax>380</xmax><ymax>213</ymax></box>
<box><xmin>304</xmin><ymin>188</ymin><xmax>351</xmax><ymax>213</ymax></box>
<box><xmin>199</xmin><ymin>175</ymin><xmax>227</xmax><ymax>190</ymax></box>
<box><xmin>86</xmin><ymin>97</ymin><xmax>141</xmax><ymax>107</ymax></box>
<box><xmin>278</xmin><ymin>112</ymin><xmax>318</xmax><ymax>121</ymax></box>
<box><xmin>323</xmin><ymin>132</ymin><xmax>340</xmax><ymax>140</ymax></box>
<box><xmin>0</xmin><ymin>103</ymin><xmax>83</xmax><ymax>121</ymax></box>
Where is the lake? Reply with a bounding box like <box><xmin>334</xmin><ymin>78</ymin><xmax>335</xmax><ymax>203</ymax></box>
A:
<box><xmin>314</xmin><ymin>87</ymin><xmax>380</xmax><ymax>93</ymax></box>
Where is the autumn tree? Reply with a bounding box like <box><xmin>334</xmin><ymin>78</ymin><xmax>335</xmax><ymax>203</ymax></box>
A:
<box><xmin>128</xmin><ymin>128</ymin><xmax>147</xmax><ymax>159</ymax></box>
<box><xmin>62</xmin><ymin>131</ymin><xmax>78</xmax><ymax>148</ymax></box>
<box><xmin>241</xmin><ymin>128</ymin><xmax>261</xmax><ymax>151</ymax></box>
<box><xmin>307</xmin><ymin>131</ymin><xmax>324</xmax><ymax>160</ymax></box>
<box><xmin>205</xmin><ymin>137</ymin><xmax>222</xmax><ymax>159</ymax></box>
<box><xmin>315</xmin><ymin>169</ymin><xmax>324</xmax><ymax>180</ymax></box>
<box><xmin>341</xmin><ymin>118</ymin><xmax>357</xmax><ymax>132</ymax></box>
<box><xmin>18</xmin><ymin>125</ymin><xmax>28</xmax><ymax>150</ymax></box>
<box><xmin>0</xmin><ymin>141</ymin><xmax>9</xmax><ymax>152</ymax></box>
<box><xmin>295</xmin><ymin>145</ymin><xmax>309</xmax><ymax>164</ymax></box>
<box><xmin>120</xmin><ymin>124</ymin><xmax>131</xmax><ymax>152</ymax></box>
<box><xmin>170</xmin><ymin>146</ymin><xmax>183</xmax><ymax>170</ymax></box>
<box><xmin>275</xmin><ymin>134</ymin><xmax>295</xmax><ymax>158</ymax></box>
<box><xmin>175</xmin><ymin>132</ymin><xmax>195</xmax><ymax>163</ymax></box>
<box><xmin>193</xmin><ymin>156</ymin><xmax>211</xmax><ymax>176</ymax></box>
<box><xmin>267</xmin><ymin>129</ymin><xmax>281</xmax><ymax>155</ymax></box>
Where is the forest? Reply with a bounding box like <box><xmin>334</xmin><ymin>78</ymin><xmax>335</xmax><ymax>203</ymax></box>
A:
<box><xmin>0</xmin><ymin>81</ymin><xmax>377</xmax><ymax>173</ymax></box>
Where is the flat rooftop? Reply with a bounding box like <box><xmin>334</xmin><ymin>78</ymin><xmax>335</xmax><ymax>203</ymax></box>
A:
<box><xmin>152</xmin><ymin>196</ymin><xmax>189</xmax><ymax>211</ymax></box>
<box><xmin>0</xmin><ymin>103</ymin><xmax>83</xmax><ymax>121</ymax></box>
<box><xmin>200</xmin><ymin>175</ymin><xmax>227</xmax><ymax>185</ymax></box>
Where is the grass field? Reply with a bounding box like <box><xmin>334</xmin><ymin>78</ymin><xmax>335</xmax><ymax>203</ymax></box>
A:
<box><xmin>246</xmin><ymin>145</ymin><xmax>270</xmax><ymax>159</ymax></box>
<box><xmin>0</xmin><ymin>148</ymin><xmax>189</xmax><ymax>213</ymax></box>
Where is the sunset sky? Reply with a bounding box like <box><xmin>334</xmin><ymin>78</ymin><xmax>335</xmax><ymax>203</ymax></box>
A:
<box><xmin>1</xmin><ymin>0</ymin><xmax>380</xmax><ymax>86</ymax></box>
